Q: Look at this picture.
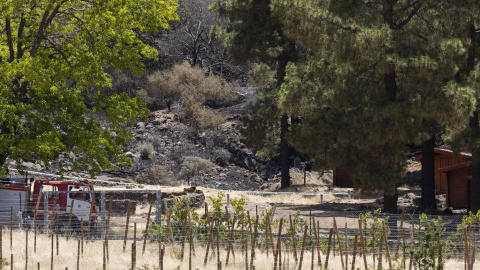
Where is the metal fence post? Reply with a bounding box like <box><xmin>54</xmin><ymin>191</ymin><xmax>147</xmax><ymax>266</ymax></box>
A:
<box><xmin>348</xmin><ymin>190</ymin><xmax>351</xmax><ymax>200</ymax></box>
<box><xmin>156</xmin><ymin>191</ymin><xmax>162</xmax><ymax>226</ymax></box>
<box><xmin>43</xmin><ymin>192</ymin><xmax>49</xmax><ymax>230</ymax></box>
<box><xmin>101</xmin><ymin>191</ymin><xmax>106</xmax><ymax>239</ymax></box>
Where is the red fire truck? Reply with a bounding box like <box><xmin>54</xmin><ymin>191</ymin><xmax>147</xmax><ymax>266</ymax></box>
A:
<box><xmin>0</xmin><ymin>176</ymin><xmax>97</xmax><ymax>231</ymax></box>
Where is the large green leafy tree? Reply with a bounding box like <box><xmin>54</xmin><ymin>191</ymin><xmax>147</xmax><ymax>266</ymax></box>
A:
<box><xmin>211</xmin><ymin>0</ymin><xmax>297</xmax><ymax>188</ymax></box>
<box><xmin>271</xmin><ymin>1</ymin><xmax>475</xmax><ymax>212</ymax></box>
<box><xmin>0</xmin><ymin>0</ymin><xmax>178</xmax><ymax>175</ymax></box>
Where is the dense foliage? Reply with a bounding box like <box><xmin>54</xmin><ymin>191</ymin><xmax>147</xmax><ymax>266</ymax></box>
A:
<box><xmin>268</xmin><ymin>0</ymin><xmax>480</xmax><ymax>211</ymax></box>
<box><xmin>0</xmin><ymin>0</ymin><xmax>178</xmax><ymax>175</ymax></box>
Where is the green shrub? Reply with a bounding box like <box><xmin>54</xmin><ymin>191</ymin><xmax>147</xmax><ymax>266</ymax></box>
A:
<box><xmin>212</xmin><ymin>148</ymin><xmax>231</xmax><ymax>166</ymax></box>
<box><xmin>145</xmin><ymin>133</ymin><xmax>162</xmax><ymax>149</ymax></box>
<box><xmin>145</xmin><ymin>62</ymin><xmax>241</xmax><ymax>110</ymax></box>
<box><xmin>135</xmin><ymin>165</ymin><xmax>178</xmax><ymax>186</ymax></box>
<box><xmin>181</xmin><ymin>94</ymin><xmax>224</xmax><ymax>130</ymax></box>
<box><xmin>178</xmin><ymin>156</ymin><xmax>216</xmax><ymax>183</ymax></box>
<box><xmin>412</xmin><ymin>214</ymin><xmax>445</xmax><ymax>270</ymax></box>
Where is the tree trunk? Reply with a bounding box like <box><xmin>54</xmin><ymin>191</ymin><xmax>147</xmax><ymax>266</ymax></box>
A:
<box><xmin>280</xmin><ymin>113</ymin><xmax>291</xmax><ymax>188</ymax></box>
<box><xmin>470</xmin><ymin>111</ymin><xmax>480</xmax><ymax>213</ymax></box>
<box><xmin>420</xmin><ymin>135</ymin><xmax>436</xmax><ymax>210</ymax></box>
<box><xmin>383</xmin><ymin>185</ymin><xmax>398</xmax><ymax>213</ymax></box>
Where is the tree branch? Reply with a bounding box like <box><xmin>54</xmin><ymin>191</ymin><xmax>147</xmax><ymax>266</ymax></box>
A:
<box><xmin>17</xmin><ymin>16</ymin><xmax>26</xmax><ymax>59</ymax></box>
<box><xmin>393</xmin><ymin>0</ymin><xmax>422</xmax><ymax>15</ymax></box>
<box><xmin>394</xmin><ymin>1</ymin><xmax>423</xmax><ymax>30</ymax></box>
<box><xmin>30</xmin><ymin>9</ymin><xmax>51</xmax><ymax>57</ymax></box>
<box><xmin>5</xmin><ymin>16</ymin><xmax>15</xmax><ymax>62</ymax></box>
<box><xmin>45</xmin><ymin>38</ymin><xmax>72</xmax><ymax>67</ymax></box>
<box><xmin>30</xmin><ymin>1</ymin><xmax>66</xmax><ymax>57</ymax></box>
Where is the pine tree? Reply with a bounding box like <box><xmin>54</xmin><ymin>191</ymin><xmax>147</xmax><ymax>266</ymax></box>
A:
<box><xmin>442</xmin><ymin>2</ymin><xmax>480</xmax><ymax>212</ymax></box>
<box><xmin>271</xmin><ymin>0</ymin><xmax>475</xmax><ymax>212</ymax></box>
<box><xmin>211</xmin><ymin>0</ymin><xmax>298</xmax><ymax>188</ymax></box>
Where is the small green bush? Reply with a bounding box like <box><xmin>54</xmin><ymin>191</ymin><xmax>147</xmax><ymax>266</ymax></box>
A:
<box><xmin>178</xmin><ymin>156</ymin><xmax>216</xmax><ymax>183</ymax></box>
<box><xmin>181</xmin><ymin>94</ymin><xmax>224</xmax><ymax>130</ymax></box>
<box><xmin>145</xmin><ymin>133</ymin><xmax>162</xmax><ymax>149</ymax></box>
<box><xmin>135</xmin><ymin>165</ymin><xmax>178</xmax><ymax>186</ymax></box>
<box><xmin>145</xmin><ymin>61</ymin><xmax>241</xmax><ymax>112</ymax></box>
<box><xmin>212</xmin><ymin>148</ymin><xmax>231</xmax><ymax>166</ymax></box>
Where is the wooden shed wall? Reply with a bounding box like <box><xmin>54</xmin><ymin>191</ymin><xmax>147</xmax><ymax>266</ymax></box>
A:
<box><xmin>446</xmin><ymin>167</ymin><xmax>472</xmax><ymax>209</ymax></box>
<box><xmin>435</xmin><ymin>156</ymin><xmax>464</xmax><ymax>194</ymax></box>
<box><xmin>333</xmin><ymin>168</ymin><xmax>353</xmax><ymax>188</ymax></box>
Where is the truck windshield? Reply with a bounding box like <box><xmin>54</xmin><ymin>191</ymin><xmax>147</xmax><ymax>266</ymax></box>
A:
<box><xmin>68</xmin><ymin>186</ymin><xmax>91</xmax><ymax>201</ymax></box>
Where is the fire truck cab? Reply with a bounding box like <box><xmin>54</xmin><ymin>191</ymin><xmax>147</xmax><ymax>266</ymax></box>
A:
<box><xmin>32</xmin><ymin>180</ymin><xmax>97</xmax><ymax>230</ymax></box>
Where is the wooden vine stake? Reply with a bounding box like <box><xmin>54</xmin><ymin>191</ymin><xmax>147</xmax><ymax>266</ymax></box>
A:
<box><xmin>204</xmin><ymin>214</ymin><xmax>214</xmax><ymax>265</ymax></box>
<box><xmin>333</xmin><ymin>214</ymin><xmax>345</xmax><ymax>270</ymax></box>
<box><xmin>0</xmin><ymin>225</ymin><xmax>2</xmax><ymax>262</ymax></box>
<box><xmin>225</xmin><ymin>206</ymin><xmax>232</xmax><ymax>266</ymax></box>
<box><xmin>265</xmin><ymin>213</ymin><xmax>270</xmax><ymax>256</ymax></box>
<box><xmin>464</xmin><ymin>227</ymin><xmax>470</xmax><ymax>270</ymax></box>
<box><xmin>106</xmin><ymin>197</ymin><xmax>113</xmax><ymax>262</ymax></box>
<box><xmin>312</xmin><ymin>219</ymin><xmax>322</xmax><ymax>267</ymax></box>
<box><xmin>402</xmin><ymin>228</ymin><xmax>406</xmax><ymax>270</ymax></box>
<box><xmin>86</xmin><ymin>196</ymin><xmax>94</xmax><ymax>241</ymax></box>
<box><xmin>377</xmin><ymin>234</ymin><xmax>383</xmax><ymax>270</ymax></box>
<box><xmin>324</xmin><ymin>228</ymin><xmax>333</xmax><ymax>269</ymax></box>
<box><xmin>437</xmin><ymin>232</ymin><xmax>442</xmax><ymax>268</ymax></box>
<box><xmin>249</xmin><ymin>217</ymin><xmax>258</xmax><ymax>270</ymax></box>
<box><xmin>76</xmin><ymin>240</ymin><xmax>80</xmax><ymax>270</ymax></box>
<box><xmin>10</xmin><ymin>207</ymin><xmax>12</xmax><ymax>249</ymax></box>
<box><xmin>123</xmin><ymin>200</ymin><xmax>132</xmax><ymax>252</ymax></box>
<box><xmin>351</xmin><ymin>233</ymin><xmax>358</xmax><ymax>270</ymax></box>
<box><xmin>273</xmin><ymin>218</ymin><xmax>283</xmax><ymax>270</ymax></box>
<box><xmin>187</xmin><ymin>204</ymin><xmax>193</xmax><ymax>270</ymax></box>
<box><xmin>268</xmin><ymin>215</ymin><xmax>275</xmax><ymax>256</ymax></box>
<box><xmin>382</xmin><ymin>220</ymin><xmax>392</xmax><ymax>269</ymax></box>
<box><xmin>298</xmin><ymin>225</ymin><xmax>308</xmax><ymax>270</ymax></box>
<box><xmin>180</xmin><ymin>205</ymin><xmax>187</xmax><ymax>261</ymax></box>
<box><xmin>357</xmin><ymin>218</ymin><xmax>368</xmax><ymax>270</ymax></box>
<box><xmin>395</xmin><ymin>206</ymin><xmax>406</xmax><ymax>256</ymax></box>
<box><xmin>344</xmin><ymin>222</ymin><xmax>348</xmax><ymax>268</ymax></box>
<box><xmin>371</xmin><ymin>224</ymin><xmax>375</xmax><ymax>265</ymax></box>
<box><xmin>241</xmin><ymin>218</ymin><xmax>245</xmax><ymax>255</ymax></box>
<box><xmin>142</xmin><ymin>203</ymin><xmax>153</xmax><ymax>255</ymax></box>
<box><xmin>203</xmin><ymin>203</ymin><xmax>210</xmax><ymax>264</ymax></box>
<box><xmin>102</xmin><ymin>241</ymin><xmax>106</xmax><ymax>270</ymax></box>
<box><xmin>244</xmin><ymin>217</ymin><xmax>248</xmax><ymax>270</ymax></box>
<box><xmin>25</xmin><ymin>229</ymin><xmax>28</xmax><ymax>270</ymax></box>
<box><xmin>311</xmin><ymin>241</ymin><xmax>314</xmax><ymax>270</ymax></box>
<box><xmin>409</xmin><ymin>227</ymin><xmax>414</xmax><ymax>270</ymax></box>
<box><xmin>164</xmin><ymin>201</ymin><xmax>173</xmax><ymax>242</ymax></box>
<box><xmin>33</xmin><ymin>191</ymin><xmax>42</xmax><ymax>252</ymax></box>
<box><xmin>66</xmin><ymin>199</ymin><xmax>74</xmax><ymax>240</ymax></box>
<box><xmin>51</xmin><ymin>226</ymin><xmax>54</xmax><ymax>270</ymax></box>
<box><xmin>216</xmin><ymin>230</ymin><xmax>221</xmax><ymax>270</ymax></box>
<box><xmin>158</xmin><ymin>226</ymin><xmax>164</xmax><ymax>270</ymax></box>
<box><xmin>80</xmin><ymin>219</ymin><xmax>84</xmax><ymax>255</ymax></box>
<box><xmin>55</xmin><ymin>214</ymin><xmax>59</xmax><ymax>256</ymax></box>
<box><xmin>226</xmin><ymin>214</ymin><xmax>237</xmax><ymax>267</ymax></box>
<box><xmin>470</xmin><ymin>221</ymin><xmax>476</xmax><ymax>270</ymax></box>
<box><xmin>131</xmin><ymin>243</ymin><xmax>136</xmax><ymax>270</ymax></box>
<box><xmin>289</xmin><ymin>215</ymin><xmax>298</xmax><ymax>262</ymax></box>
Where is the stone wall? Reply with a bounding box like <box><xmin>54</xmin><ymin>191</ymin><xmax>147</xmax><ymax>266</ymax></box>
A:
<box><xmin>95</xmin><ymin>191</ymin><xmax>205</xmax><ymax>215</ymax></box>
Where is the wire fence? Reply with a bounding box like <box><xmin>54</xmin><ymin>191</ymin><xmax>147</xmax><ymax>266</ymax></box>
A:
<box><xmin>0</xmin><ymin>189</ymin><xmax>477</xmax><ymax>269</ymax></box>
